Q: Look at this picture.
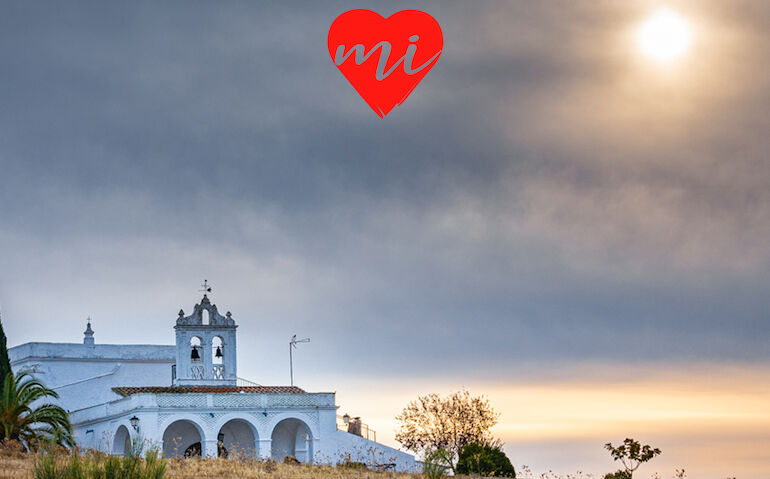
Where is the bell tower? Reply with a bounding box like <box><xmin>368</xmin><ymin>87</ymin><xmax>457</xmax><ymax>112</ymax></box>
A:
<box><xmin>173</xmin><ymin>292</ymin><xmax>238</xmax><ymax>387</ymax></box>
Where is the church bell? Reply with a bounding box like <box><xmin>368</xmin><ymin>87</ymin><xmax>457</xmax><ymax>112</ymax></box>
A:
<box><xmin>215</xmin><ymin>346</ymin><xmax>223</xmax><ymax>358</ymax></box>
<box><xmin>190</xmin><ymin>346</ymin><xmax>200</xmax><ymax>360</ymax></box>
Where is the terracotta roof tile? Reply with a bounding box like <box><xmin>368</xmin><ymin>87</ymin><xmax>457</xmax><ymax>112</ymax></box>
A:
<box><xmin>112</xmin><ymin>386</ymin><xmax>305</xmax><ymax>396</ymax></box>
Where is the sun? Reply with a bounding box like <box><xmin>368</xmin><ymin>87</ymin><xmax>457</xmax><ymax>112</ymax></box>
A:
<box><xmin>636</xmin><ymin>8</ymin><xmax>692</xmax><ymax>62</ymax></box>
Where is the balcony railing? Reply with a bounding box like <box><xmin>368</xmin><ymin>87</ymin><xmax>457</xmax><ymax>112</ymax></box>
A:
<box><xmin>337</xmin><ymin>415</ymin><xmax>377</xmax><ymax>442</ymax></box>
<box><xmin>237</xmin><ymin>377</ymin><xmax>261</xmax><ymax>386</ymax></box>
<box><xmin>172</xmin><ymin>364</ymin><xmax>257</xmax><ymax>383</ymax></box>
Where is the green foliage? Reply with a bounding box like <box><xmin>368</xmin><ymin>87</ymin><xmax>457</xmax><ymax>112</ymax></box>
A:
<box><xmin>64</xmin><ymin>451</ymin><xmax>88</xmax><ymax>479</ymax></box>
<box><xmin>456</xmin><ymin>442</ymin><xmax>516</xmax><ymax>478</ymax></box>
<box><xmin>603</xmin><ymin>470</ymin><xmax>632</xmax><ymax>479</ymax></box>
<box><xmin>604</xmin><ymin>438</ymin><xmax>661</xmax><ymax>478</ymax></box>
<box><xmin>0</xmin><ymin>318</ymin><xmax>11</xmax><ymax>398</ymax></box>
<box><xmin>143</xmin><ymin>449</ymin><xmax>167</xmax><ymax>479</ymax></box>
<box><xmin>423</xmin><ymin>448</ymin><xmax>453</xmax><ymax>479</ymax></box>
<box><xmin>104</xmin><ymin>455</ymin><xmax>126</xmax><ymax>478</ymax></box>
<box><xmin>0</xmin><ymin>372</ymin><xmax>73</xmax><ymax>449</ymax></box>
<box><xmin>126</xmin><ymin>433</ymin><xmax>147</xmax><ymax>458</ymax></box>
<box><xmin>32</xmin><ymin>448</ymin><xmax>168</xmax><ymax>479</ymax></box>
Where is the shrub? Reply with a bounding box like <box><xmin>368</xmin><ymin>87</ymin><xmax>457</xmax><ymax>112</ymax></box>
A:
<box><xmin>263</xmin><ymin>458</ymin><xmax>278</xmax><ymax>473</ymax></box>
<box><xmin>339</xmin><ymin>459</ymin><xmax>368</xmax><ymax>470</ymax></box>
<box><xmin>423</xmin><ymin>448</ymin><xmax>452</xmax><ymax>479</ymax></box>
<box><xmin>604</xmin><ymin>438</ymin><xmax>661</xmax><ymax>478</ymax></box>
<box><xmin>144</xmin><ymin>449</ymin><xmax>167</xmax><ymax>479</ymax></box>
<box><xmin>32</xmin><ymin>448</ymin><xmax>168</xmax><ymax>479</ymax></box>
<box><xmin>33</xmin><ymin>451</ymin><xmax>58</xmax><ymax>479</ymax></box>
<box><xmin>0</xmin><ymin>439</ymin><xmax>26</xmax><ymax>458</ymax></box>
<box><xmin>603</xmin><ymin>471</ymin><xmax>632</xmax><ymax>479</ymax></box>
<box><xmin>64</xmin><ymin>452</ymin><xmax>87</xmax><ymax>479</ymax></box>
<box><xmin>456</xmin><ymin>442</ymin><xmax>516</xmax><ymax>478</ymax></box>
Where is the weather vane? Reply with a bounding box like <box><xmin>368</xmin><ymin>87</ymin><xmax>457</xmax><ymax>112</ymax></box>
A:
<box><xmin>199</xmin><ymin>279</ymin><xmax>212</xmax><ymax>296</ymax></box>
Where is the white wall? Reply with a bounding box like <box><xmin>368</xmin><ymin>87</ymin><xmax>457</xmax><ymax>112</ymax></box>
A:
<box><xmin>11</xmin><ymin>341</ymin><xmax>417</xmax><ymax>472</ymax></box>
<box><xmin>333</xmin><ymin>430</ymin><xmax>418</xmax><ymax>472</ymax></box>
<box><xmin>68</xmin><ymin>392</ymin><xmax>416</xmax><ymax>471</ymax></box>
<box><xmin>10</xmin><ymin>342</ymin><xmax>175</xmax><ymax>411</ymax></box>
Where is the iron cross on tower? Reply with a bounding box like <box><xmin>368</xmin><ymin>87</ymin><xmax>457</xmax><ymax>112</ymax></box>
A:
<box><xmin>199</xmin><ymin>279</ymin><xmax>212</xmax><ymax>296</ymax></box>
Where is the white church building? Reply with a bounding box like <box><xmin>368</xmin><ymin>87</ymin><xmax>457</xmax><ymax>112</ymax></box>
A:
<box><xmin>9</xmin><ymin>293</ymin><xmax>416</xmax><ymax>471</ymax></box>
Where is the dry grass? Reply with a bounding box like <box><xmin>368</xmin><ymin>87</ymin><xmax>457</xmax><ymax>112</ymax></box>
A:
<box><xmin>0</xmin><ymin>441</ymin><xmax>30</xmax><ymax>479</ymax></box>
<box><xmin>0</xmin><ymin>443</ymin><xmax>424</xmax><ymax>479</ymax></box>
<box><xmin>164</xmin><ymin>458</ymin><xmax>422</xmax><ymax>479</ymax></box>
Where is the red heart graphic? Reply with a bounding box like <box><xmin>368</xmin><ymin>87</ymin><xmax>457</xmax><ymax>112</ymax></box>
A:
<box><xmin>328</xmin><ymin>9</ymin><xmax>443</xmax><ymax>118</ymax></box>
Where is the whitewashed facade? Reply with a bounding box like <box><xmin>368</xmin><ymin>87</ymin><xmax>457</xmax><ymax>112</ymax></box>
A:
<box><xmin>9</xmin><ymin>295</ymin><xmax>416</xmax><ymax>471</ymax></box>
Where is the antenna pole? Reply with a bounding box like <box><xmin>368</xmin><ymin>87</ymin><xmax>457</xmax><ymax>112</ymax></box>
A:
<box><xmin>289</xmin><ymin>334</ymin><xmax>310</xmax><ymax>387</ymax></box>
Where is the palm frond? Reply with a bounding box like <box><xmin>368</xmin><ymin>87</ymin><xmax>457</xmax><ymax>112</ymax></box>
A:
<box><xmin>0</xmin><ymin>372</ymin><xmax>72</xmax><ymax>449</ymax></box>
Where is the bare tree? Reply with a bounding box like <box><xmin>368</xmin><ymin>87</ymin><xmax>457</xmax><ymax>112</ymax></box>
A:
<box><xmin>395</xmin><ymin>389</ymin><xmax>500</xmax><ymax>471</ymax></box>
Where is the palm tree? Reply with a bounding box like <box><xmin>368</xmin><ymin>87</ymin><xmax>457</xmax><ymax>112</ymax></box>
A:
<box><xmin>0</xmin><ymin>372</ymin><xmax>73</xmax><ymax>449</ymax></box>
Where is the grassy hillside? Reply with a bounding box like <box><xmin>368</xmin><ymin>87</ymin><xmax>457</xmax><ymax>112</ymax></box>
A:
<box><xmin>0</xmin><ymin>444</ymin><xmax>424</xmax><ymax>479</ymax></box>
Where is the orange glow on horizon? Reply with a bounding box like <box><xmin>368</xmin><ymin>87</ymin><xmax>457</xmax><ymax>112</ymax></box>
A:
<box><xmin>326</xmin><ymin>363</ymin><xmax>770</xmax><ymax>478</ymax></box>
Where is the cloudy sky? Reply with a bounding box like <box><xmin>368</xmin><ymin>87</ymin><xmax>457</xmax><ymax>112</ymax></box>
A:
<box><xmin>1</xmin><ymin>1</ymin><xmax>769</xmax><ymax>477</ymax></box>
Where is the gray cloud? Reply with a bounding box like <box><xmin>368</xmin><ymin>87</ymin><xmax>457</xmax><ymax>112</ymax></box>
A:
<box><xmin>1</xmin><ymin>1</ymin><xmax>769</xmax><ymax>384</ymax></box>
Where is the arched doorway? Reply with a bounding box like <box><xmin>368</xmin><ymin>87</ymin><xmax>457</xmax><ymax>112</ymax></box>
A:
<box><xmin>217</xmin><ymin>418</ymin><xmax>258</xmax><ymax>458</ymax></box>
<box><xmin>271</xmin><ymin>418</ymin><xmax>313</xmax><ymax>463</ymax></box>
<box><xmin>162</xmin><ymin>419</ymin><xmax>203</xmax><ymax>458</ymax></box>
<box><xmin>112</xmin><ymin>425</ymin><xmax>131</xmax><ymax>456</ymax></box>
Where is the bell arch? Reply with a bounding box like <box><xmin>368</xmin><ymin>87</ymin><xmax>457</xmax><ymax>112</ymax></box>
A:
<box><xmin>189</xmin><ymin>336</ymin><xmax>202</xmax><ymax>363</ymax></box>
<box><xmin>212</xmin><ymin>336</ymin><xmax>224</xmax><ymax>365</ymax></box>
